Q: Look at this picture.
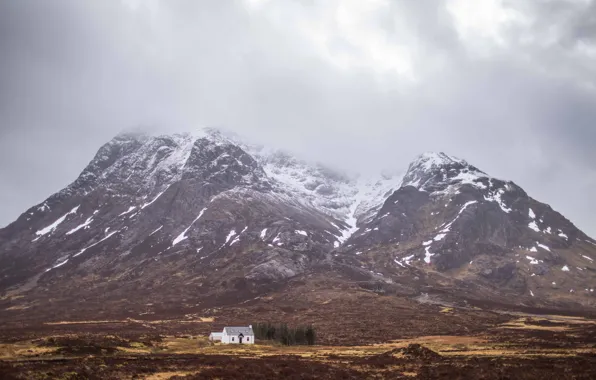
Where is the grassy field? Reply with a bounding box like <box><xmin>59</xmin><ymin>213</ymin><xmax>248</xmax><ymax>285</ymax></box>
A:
<box><xmin>1</xmin><ymin>313</ymin><xmax>596</xmax><ymax>379</ymax></box>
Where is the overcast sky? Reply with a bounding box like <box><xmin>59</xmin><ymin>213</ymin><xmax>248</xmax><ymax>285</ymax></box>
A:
<box><xmin>1</xmin><ymin>0</ymin><xmax>596</xmax><ymax>235</ymax></box>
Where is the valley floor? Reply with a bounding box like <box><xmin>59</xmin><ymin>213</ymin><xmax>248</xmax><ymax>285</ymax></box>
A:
<box><xmin>1</xmin><ymin>313</ymin><xmax>596</xmax><ymax>379</ymax></box>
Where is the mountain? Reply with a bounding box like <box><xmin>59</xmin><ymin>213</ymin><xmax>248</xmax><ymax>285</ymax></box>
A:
<box><xmin>337</xmin><ymin>152</ymin><xmax>596</xmax><ymax>305</ymax></box>
<box><xmin>1</xmin><ymin>128</ymin><xmax>596</xmax><ymax>326</ymax></box>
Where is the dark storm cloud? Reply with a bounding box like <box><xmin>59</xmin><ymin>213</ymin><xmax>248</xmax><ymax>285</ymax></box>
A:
<box><xmin>1</xmin><ymin>0</ymin><xmax>595</xmax><ymax>236</ymax></box>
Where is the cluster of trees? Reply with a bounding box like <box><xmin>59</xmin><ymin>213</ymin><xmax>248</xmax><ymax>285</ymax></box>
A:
<box><xmin>252</xmin><ymin>322</ymin><xmax>316</xmax><ymax>346</ymax></box>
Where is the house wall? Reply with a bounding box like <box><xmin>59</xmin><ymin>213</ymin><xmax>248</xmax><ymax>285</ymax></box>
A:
<box><xmin>221</xmin><ymin>331</ymin><xmax>255</xmax><ymax>344</ymax></box>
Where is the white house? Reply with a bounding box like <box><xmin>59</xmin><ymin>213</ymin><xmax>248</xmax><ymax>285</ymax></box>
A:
<box><xmin>209</xmin><ymin>325</ymin><xmax>255</xmax><ymax>344</ymax></box>
<box><xmin>208</xmin><ymin>332</ymin><xmax>223</xmax><ymax>342</ymax></box>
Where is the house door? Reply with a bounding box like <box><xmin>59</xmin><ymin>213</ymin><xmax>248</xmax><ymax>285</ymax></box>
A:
<box><xmin>238</xmin><ymin>333</ymin><xmax>244</xmax><ymax>344</ymax></box>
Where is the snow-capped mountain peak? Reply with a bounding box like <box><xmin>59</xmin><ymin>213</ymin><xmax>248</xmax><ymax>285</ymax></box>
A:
<box><xmin>401</xmin><ymin>151</ymin><xmax>490</xmax><ymax>194</ymax></box>
<box><xmin>412</xmin><ymin>152</ymin><xmax>468</xmax><ymax>170</ymax></box>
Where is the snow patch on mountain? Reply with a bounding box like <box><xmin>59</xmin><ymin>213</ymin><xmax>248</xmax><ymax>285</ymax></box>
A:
<box><xmin>142</xmin><ymin>186</ymin><xmax>170</xmax><ymax>209</ymax></box>
<box><xmin>424</xmin><ymin>246</ymin><xmax>435</xmax><ymax>263</ymax></box>
<box><xmin>537</xmin><ymin>242</ymin><xmax>551</xmax><ymax>252</ymax></box>
<box><xmin>225</xmin><ymin>230</ymin><xmax>236</xmax><ymax>244</ymax></box>
<box><xmin>37</xmin><ymin>202</ymin><xmax>50</xmax><ymax>212</ymax></box>
<box><xmin>484</xmin><ymin>188</ymin><xmax>511</xmax><ymax>213</ymax></box>
<box><xmin>74</xmin><ymin>230</ymin><xmax>119</xmax><ymax>257</ymax></box>
<box><xmin>528</xmin><ymin>221</ymin><xmax>540</xmax><ymax>232</ymax></box>
<box><xmin>46</xmin><ymin>258</ymin><xmax>69</xmax><ymax>272</ymax></box>
<box><xmin>149</xmin><ymin>226</ymin><xmax>163</xmax><ymax>236</ymax></box>
<box><xmin>66</xmin><ymin>215</ymin><xmax>94</xmax><ymax>235</ymax></box>
<box><xmin>34</xmin><ymin>205</ymin><xmax>80</xmax><ymax>240</ymax></box>
<box><xmin>440</xmin><ymin>201</ymin><xmax>477</xmax><ymax>233</ymax></box>
<box><xmin>172</xmin><ymin>208</ymin><xmax>207</xmax><ymax>246</ymax></box>
<box><xmin>337</xmin><ymin>190</ymin><xmax>365</xmax><ymax>243</ymax></box>
<box><xmin>230</xmin><ymin>235</ymin><xmax>241</xmax><ymax>245</ymax></box>
<box><xmin>451</xmin><ymin>170</ymin><xmax>487</xmax><ymax>189</ymax></box>
<box><xmin>119</xmin><ymin>206</ymin><xmax>136</xmax><ymax>216</ymax></box>
<box><xmin>272</xmin><ymin>233</ymin><xmax>281</xmax><ymax>245</ymax></box>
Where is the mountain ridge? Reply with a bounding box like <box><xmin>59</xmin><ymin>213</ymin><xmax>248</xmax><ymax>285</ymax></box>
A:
<box><xmin>1</xmin><ymin>127</ymin><xmax>596</xmax><ymax>325</ymax></box>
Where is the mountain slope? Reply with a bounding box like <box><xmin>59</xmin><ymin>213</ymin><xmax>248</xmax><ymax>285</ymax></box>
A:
<box><xmin>1</xmin><ymin>130</ymin><xmax>595</xmax><ymax>323</ymax></box>
<box><xmin>338</xmin><ymin>152</ymin><xmax>596</xmax><ymax>305</ymax></box>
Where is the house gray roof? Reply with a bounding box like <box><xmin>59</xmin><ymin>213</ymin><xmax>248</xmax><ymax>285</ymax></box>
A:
<box><xmin>223</xmin><ymin>326</ymin><xmax>254</xmax><ymax>336</ymax></box>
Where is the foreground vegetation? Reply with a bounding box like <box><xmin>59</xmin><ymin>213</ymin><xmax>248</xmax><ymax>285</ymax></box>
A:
<box><xmin>1</xmin><ymin>314</ymin><xmax>596</xmax><ymax>379</ymax></box>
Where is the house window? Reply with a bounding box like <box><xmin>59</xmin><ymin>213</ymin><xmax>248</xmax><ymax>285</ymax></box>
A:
<box><xmin>246</xmin><ymin>337</ymin><xmax>249</xmax><ymax>342</ymax></box>
<box><xmin>231</xmin><ymin>337</ymin><xmax>234</xmax><ymax>342</ymax></box>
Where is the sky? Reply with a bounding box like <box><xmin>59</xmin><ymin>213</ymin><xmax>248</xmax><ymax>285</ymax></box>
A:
<box><xmin>1</xmin><ymin>0</ymin><xmax>596</xmax><ymax>235</ymax></box>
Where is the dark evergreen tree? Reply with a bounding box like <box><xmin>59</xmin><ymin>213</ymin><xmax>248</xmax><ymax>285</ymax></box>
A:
<box><xmin>294</xmin><ymin>326</ymin><xmax>306</xmax><ymax>345</ymax></box>
<box><xmin>305</xmin><ymin>324</ymin><xmax>316</xmax><ymax>345</ymax></box>
<box><xmin>251</xmin><ymin>322</ymin><xmax>316</xmax><ymax>345</ymax></box>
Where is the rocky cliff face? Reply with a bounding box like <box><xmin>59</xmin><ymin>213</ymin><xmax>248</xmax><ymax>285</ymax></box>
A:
<box><xmin>1</xmin><ymin>129</ymin><xmax>595</xmax><ymax>319</ymax></box>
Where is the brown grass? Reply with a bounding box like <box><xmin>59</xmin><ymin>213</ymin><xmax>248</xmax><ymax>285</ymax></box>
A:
<box><xmin>44</xmin><ymin>317</ymin><xmax>216</xmax><ymax>326</ymax></box>
<box><xmin>4</xmin><ymin>305</ymin><xmax>30</xmax><ymax>311</ymax></box>
<box><xmin>2</xmin><ymin>312</ymin><xmax>595</xmax><ymax>364</ymax></box>
<box><xmin>441</xmin><ymin>349</ymin><xmax>585</xmax><ymax>358</ymax></box>
<box><xmin>497</xmin><ymin>318</ymin><xmax>572</xmax><ymax>331</ymax></box>
<box><xmin>44</xmin><ymin>320</ymin><xmax>126</xmax><ymax>325</ymax></box>
<box><xmin>0</xmin><ymin>342</ymin><xmax>57</xmax><ymax>359</ymax></box>
<box><xmin>544</xmin><ymin>315</ymin><xmax>596</xmax><ymax>324</ymax></box>
<box><xmin>144</xmin><ymin>371</ymin><xmax>200</xmax><ymax>380</ymax></box>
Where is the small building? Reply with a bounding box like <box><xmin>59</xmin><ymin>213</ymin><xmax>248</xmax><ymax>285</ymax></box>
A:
<box><xmin>209</xmin><ymin>325</ymin><xmax>255</xmax><ymax>344</ymax></box>
<box><xmin>208</xmin><ymin>332</ymin><xmax>223</xmax><ymax>342</ymax></box>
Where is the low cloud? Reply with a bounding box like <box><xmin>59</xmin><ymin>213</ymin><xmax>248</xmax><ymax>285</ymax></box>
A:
<box><xmin>1</xmin><ymin>0</ymin><xmax>595</xmax><ymax>235</ymax></box>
